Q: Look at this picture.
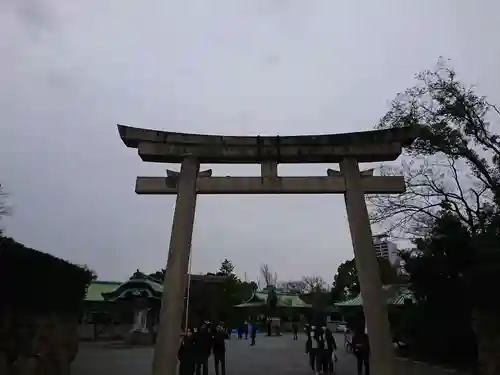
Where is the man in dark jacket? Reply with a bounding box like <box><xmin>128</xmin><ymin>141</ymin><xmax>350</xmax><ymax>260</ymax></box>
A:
<box><xmin>212</xmin><ymin>324</ymin><xmax>228</xmax><ymax>375</ymax></box>
<box><xmin>194</xmin><ymin>323</ymin><xmax>212</xmax><ymax>375</ymax></box>
<box><xmin>352</xmin><ymin>329</ymin><xmax>370</xmax><ymax>375</ymax></box>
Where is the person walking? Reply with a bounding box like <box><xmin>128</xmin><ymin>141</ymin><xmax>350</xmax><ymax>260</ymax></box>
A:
<box><xmin>244</xmin><ymin>320</ymin><xmax>249</xmax><ymax>340</ymax></box>
<box><xmin>305</xmin><ymin>327</ymin><xmax>315</xmax><ymax>372</ymax></box>
<box><xmin>292</xmin><ymin>322</ymin><xmax>298</xmax><ymax>340</ymax></box>
<box><xmin>193</xmin><ymin>323</ymin><xmax>212</xmax><ymax>375</ymax></box>
<box><xmin>219</xmin><ymin>321</ymin><xmax>229</xmax><ymax>340</ymax></box>
<box><xmin>352</xmin><ymin>329</ymin><xmax>370</xmax><ymax>375</ymax></box>
<box><xmin>250</xmin><ymin>323</ymin><xmax>257</xmax><ymax>346</ymax></box>
<box><xmin>237</xmin><ymin>324</ymin><xmax>243</xmax><ymax>340</ymax></box>
<box><xmin>315</xmin><ymin>327</ymin><xmax>327</xmax><ymax>375</ymax></box>
<box><xmin>212</xmin><ymin>324</ymin><xmax>228</xmax><ymax>375</ymax></box>
<box><xmin>178</xmin><ymin>328</ymin><xmax>195</xmax><ymax>375</ymax></box>
<box><xmin>324</xmin><ymin>326</ymin><xmax>338</xmax><ymax>374</ymax></box>
<box><xmin>304</xmin><ymin>323</ymin><xmax>310</xmax><ymax>336</ymax></box>
<box><xmin>306</xmin><ymin>326</ymin><xmax>325</xmax><ymax>375</ymax></box>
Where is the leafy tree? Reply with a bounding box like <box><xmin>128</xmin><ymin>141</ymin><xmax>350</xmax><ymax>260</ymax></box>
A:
<box><xmin>332</xmin><ymin>259</ymin><xmax>359</xmax><ymax>301</ymax></box>
<box><xmin>81</xmin><ymin>265</ymin><xmax>98</xmax><ymax>281</ymax></box>
<box><xmin>331</xmin><ymin>257</ymin><xmax>402</xmax><ymax>301</ymax></box>
<box><xmin>399</xmin><ymin>213</ymin><xmax>477</xmax><ymax>368</ymax></box>
<box><xmin>377</xmin><ymin>257</ymin><xmax>403</xmax><ymax>285</ymax></box>
<box><xmin>216</xmin><ymin>259</ymin><xmax>235</xmax><ymax>277</ymax></box>
<box><xmin>371</xmin><ymin>59</ymin><xmax>500</xmax><ymax>374</ymax></box>
<box><xmin>212</xmin><ymin>259</ymin><xmax>259</xmax><ymax>323</ymax></box>
<box><xmin>237</xmin><ymin>280</ymin><xmax>258</xmax><ymax>301</ymax></box>
<box><xmin>146</xmin><ymin>262</ymin><xmax>254</xmax><ymax>324</ymax></box>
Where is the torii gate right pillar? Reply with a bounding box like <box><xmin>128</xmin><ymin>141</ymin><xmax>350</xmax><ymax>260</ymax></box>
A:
<box><xmin>340</xmin><ymin>158</ymin><xmax>395</xmax><ymax>375</ymax></box>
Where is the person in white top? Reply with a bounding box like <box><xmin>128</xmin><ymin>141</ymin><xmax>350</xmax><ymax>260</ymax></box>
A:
<box><xmin>306</xmin><ymin>326</ymin><xmax>321</xmax><ymax>373</ymax></box>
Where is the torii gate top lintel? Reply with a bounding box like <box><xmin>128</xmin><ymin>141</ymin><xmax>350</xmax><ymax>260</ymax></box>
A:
<box><xmin>117</xmin><ymin>124</ymin><xmax>419</xmax><ymax>164</ymax></box>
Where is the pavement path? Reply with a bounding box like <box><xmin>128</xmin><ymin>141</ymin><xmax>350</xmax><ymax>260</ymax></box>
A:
<box><xmin>72</xmin><ymin>333</ymin><xmax>360</xmax><ymax>375</ymax></box>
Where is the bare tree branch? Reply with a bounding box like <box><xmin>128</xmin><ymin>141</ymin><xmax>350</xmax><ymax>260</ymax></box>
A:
<box><xmin>0</xmin><ymin>184</ymin><xmax>11</xmax><ymax>235</ymax></box>
<box><xmin>371</xmin><ymin>60</ymin><xmax>500</xmax><ymax>238</ymax></box>
<box><xmin>368</xmin><ymin>155</ymin><xmax>491</xmax><ymax>238</ymax></box>
<box><xmin>260</xmin><ymin>264</ymin><xmax>275</xmax><ymax>287</ymax></box>
<box><xmin>302</xmin><ymin>275</ymin><xmax>328</xmax><ymax>293</ymax></box>
<box><xmin>278</xmin><ymin>280</ymin><xmax>307</xmax><ymax>293</ymax></box>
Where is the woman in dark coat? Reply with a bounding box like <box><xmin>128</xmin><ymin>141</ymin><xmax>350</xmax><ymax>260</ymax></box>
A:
<box><xmin>352</xmin><ymin>329</ymin><xmax>370</xmax><ymax>375</ymax></box>
<box><xmin>324</xmin><ymin>326</ymin><xmax>338</xmax><ymax>374</ymax></box>
<box><xmin>178</xmin><ymin>328</ymin><xmax>195</xmax><ymax>375</ymax></box>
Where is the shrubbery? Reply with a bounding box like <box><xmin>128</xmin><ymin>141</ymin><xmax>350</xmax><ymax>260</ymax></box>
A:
<box><xmin>0</xmin><ymin>236</ymin><xmax>93</xmax><ymax>313</ymax></box>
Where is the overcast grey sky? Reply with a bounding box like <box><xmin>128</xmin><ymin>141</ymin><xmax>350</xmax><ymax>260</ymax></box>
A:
<box><xmin>1</xmin><ymin>0</ymin><xmax>499</xmax><ymax>284</ymax></box>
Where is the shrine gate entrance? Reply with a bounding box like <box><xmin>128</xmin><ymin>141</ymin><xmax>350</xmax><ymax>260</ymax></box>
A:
<box><xmin>117</xmin><ymin>125</ymin><xmax>418</xmax><ymax>375</ymax></box>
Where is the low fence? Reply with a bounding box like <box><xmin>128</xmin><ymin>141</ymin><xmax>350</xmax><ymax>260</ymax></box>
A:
<box><xmin>396</xmin><ymin>357</ymin><xmax>469</xmax><ymax>375</ymax></box>
<box><xmin>78</xmin><ymin>323</ymin><xmax>132</xmax><ymax>341</ymax></box>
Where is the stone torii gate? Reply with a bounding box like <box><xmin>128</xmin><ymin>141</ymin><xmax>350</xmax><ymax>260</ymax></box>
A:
<box><xmin>117</xmin><ymin>125</ymin><xmax>418</xmax><ymax>375</ymax></box>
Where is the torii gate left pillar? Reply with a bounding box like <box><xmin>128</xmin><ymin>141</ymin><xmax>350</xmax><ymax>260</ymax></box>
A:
<box><xmin>152</xmin><ymin>156</ymin><xmax>199</xmax><ymax>375</ymax></box>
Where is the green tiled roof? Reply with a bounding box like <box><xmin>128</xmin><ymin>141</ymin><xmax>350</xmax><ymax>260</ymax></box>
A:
<box><xmin>85</xmin><ymin>281</ymin><xmax>122</xmax><ymax>302</ymax></box>
<box><xmin>235</xmin><ymin>291</ymin><xmax>312</xmax><ymax>308</ymax></box>
<box><xmin>138</xmin><ymin>278</ymin><xmax>163</xmax><ymax>293</ymax></box>
<box><xmin>86</xmin><ymin>271</ymin><xmax>228</xmax><ymax>302</ymax></box>
<box><xmin>335</xmin><ymin>284</ymin><xmax>415</xmax><ymax>307</ymax></box>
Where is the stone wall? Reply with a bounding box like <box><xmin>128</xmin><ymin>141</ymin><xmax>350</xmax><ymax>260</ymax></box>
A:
<box><xmin>0</xmin><ymin>310</ymin><xmax>79</xmax><ymax>375</ymax></box>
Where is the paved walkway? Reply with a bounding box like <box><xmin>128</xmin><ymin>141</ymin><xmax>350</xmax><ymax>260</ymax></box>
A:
<box><xmin>73</xmin><ymin>333</ymin><xmax>359</xmax><ymax>375</ymax></box>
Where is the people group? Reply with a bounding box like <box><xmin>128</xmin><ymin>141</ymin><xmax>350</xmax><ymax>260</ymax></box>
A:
<box><xmin>236</xmin><ymin>320</ymin><xmax>257</xmax><ymax>346</ymax></box>
<box><xmin>178</xmin><ymin>320</ymin><xmax>370</xmax><ymax>375</ymax></box>
<box><xmin>304</xmin><ymin>324</ymin><xmax>338</xmax><ymax>375</ymax></box>
<box><xmin>178</xmin><ymin>321</ymin><xmax>229</xmax><ymax>375</ymax></box>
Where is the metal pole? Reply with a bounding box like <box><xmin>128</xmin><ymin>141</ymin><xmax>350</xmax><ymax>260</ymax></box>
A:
<box><xmin>184</xmin><ymin>255</ymin><xmax>193</xmax><ymax>334</ymax></box>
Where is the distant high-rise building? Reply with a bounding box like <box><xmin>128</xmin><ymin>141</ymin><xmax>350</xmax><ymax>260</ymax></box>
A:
<box><xmin>372</xmin><ymin>234</ymin><xmax>400</xmax><ymax>266</ymax></box>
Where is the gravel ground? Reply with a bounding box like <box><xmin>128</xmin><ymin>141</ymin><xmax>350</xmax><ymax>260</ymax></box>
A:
<box><xmin>72</xmin><ymin>333</ymin><xmax>359</xmax><ymax>375</ymax></box>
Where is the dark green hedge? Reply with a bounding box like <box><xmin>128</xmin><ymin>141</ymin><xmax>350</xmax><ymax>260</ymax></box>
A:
<box><xmin>467</xmin><ymin>250</ymin><xmax>500</xmax><ymax>310</ymax></box>
<box><xmin>0</xmin><ymin>236</ymin><xmax>93</xmax><ymax>313</ymax></box>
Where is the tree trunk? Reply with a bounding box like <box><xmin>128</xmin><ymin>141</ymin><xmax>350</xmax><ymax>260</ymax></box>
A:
<box><xmin>473</xmin><ymin>309</ymin><xmax>500</xmax><ymax>375</ymax></box>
